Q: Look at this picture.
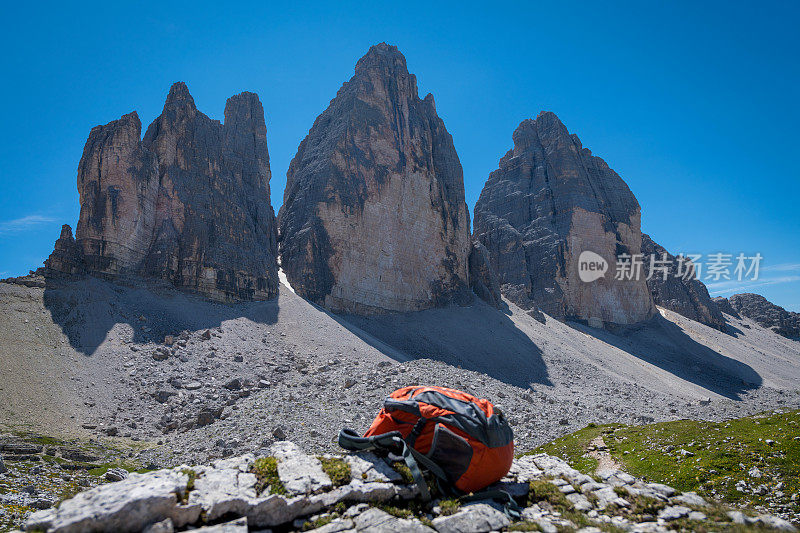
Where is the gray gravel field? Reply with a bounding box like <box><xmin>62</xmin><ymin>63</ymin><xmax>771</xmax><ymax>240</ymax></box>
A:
<box><xmin>1</xmin><ymin>274</ymin><xmax>799</xmax><ymax>469</ymax></box>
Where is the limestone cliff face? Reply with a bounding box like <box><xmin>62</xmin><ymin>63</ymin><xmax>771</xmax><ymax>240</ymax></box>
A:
<box><xmin>49</xmin><ymin>83</ymin><xmax>278</xmax><ymax>301</ymax></box>
<box><xmin>473</xmin><ymin>112</ymin><xmax>655</xmax><ymax>327</ymax></box>
<box><xmin>75</xmin><ymin>111</ymin><xmax>159</xmax><ymax>275</ymax></box>
<box><xmin>278</xmin><ymin>43</ymin><xmax>471</xmax><ymax>314</ymax></box>
<box><xmin>141</xmin><ymin>84</ymin><xmax>278</xmax><ymax>301</ymax></box>
<box><xmin>641</xmin><ymin>234</ymin><xmax>726</xmax><ymax>330</ymax></box>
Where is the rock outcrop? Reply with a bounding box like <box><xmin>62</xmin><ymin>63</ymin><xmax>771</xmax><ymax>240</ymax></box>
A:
<box><xmin>44</xmin><ymin>225</ymin><xmax>84</xmax><ymax>275</ymax></box>
<box><xmin>278</xmin><ymin>43</ymin><xmax>471</xmax><ymax>314</ymax></box>
<box><xmin>468</xmin><ymin>241</ymin><xmax>502</xmax><ymax>308</ymax></box>
<box><xmin>712</xmin><ymin>296</ymin><xmax>740</xmax><ymax>318</ymax></box>
<box><xmin>724</xmin><ymin>293</ymin><xmax>800</xmax><ymax>339</ymax></box>
<box><xmin>473</xmin><ymin>112</ymin><xmax>655</xmax><ymax>327</ymax></box>
<box><xmin>46</xmin><ymin>83</ymin><xmax>278</xmax><ymax>302</ymax></box>
<box><xmin>641</xmin><ymin>234</ymin><xmax>726</xmax><ymax>331</ymax></box>
<box><xmin>23</xmin><ymin>445</ymin><xmax>798</xmax><ymax>533</ymax></box>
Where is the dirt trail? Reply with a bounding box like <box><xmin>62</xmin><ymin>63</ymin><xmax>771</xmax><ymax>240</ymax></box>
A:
<box><xmin>589</xmin><ymin>435</ymin><xmax>623</xmax><ymax>475</ymax></box>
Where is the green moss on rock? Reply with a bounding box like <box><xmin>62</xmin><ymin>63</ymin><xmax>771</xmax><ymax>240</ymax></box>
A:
<box><xmin>252</xmin><ymin>456</ymin><xmax>286</xmax><ymax>495</ymax></box>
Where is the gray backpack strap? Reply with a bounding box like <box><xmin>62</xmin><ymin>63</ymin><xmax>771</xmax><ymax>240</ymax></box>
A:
<box><xmin>338</xmin><ymin>428</ymin><xmax>443</xmax><ymax>502</ymax></box>
<box><xmin>338</xmin><ymin>428</ymin><xmax>401</xmax><ymax>452</ymax></box>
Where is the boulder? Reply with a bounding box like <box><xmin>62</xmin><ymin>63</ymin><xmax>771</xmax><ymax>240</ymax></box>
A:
<box><xmin>507</xmin><ymin>455</ymin><xmax>543</xmax><ymax>483</ymax></box>
<box><xmin>46</xmin><ymin>82</ymin><xmax>278</xmax><ymax>302</ymax></box>
<box><xmin>105</xmin><ymin>468</ymin><xmax>129</xmax><ymax>482</ymax></box>
<box><xmin>353</xmin><ymin>507</ymin><xmax>434</xmax><ymax>532</ymax></box>
<box><xmin>269</xmin><ymin>441</ymin><xmax>332</xmax><ymax>495</ymax></box>
<box><xmin>565</xmin><ymin>492</ymin><xmax>592</xmax><ymax>511</ymax></box>
<box><xmin>344</xmin><ymin>452</ymin><xmax>403</xmax><ymax>483</ymax></box>
<box><xmin>658</xmin><ymin>505</ymin><xmax>691</xmax><ymax>521</ymax></box>
<box><xmin>0</xmin><ymin>442</ymin><xmax>43</xmax><ymax>455</ymax></box>
<box><xmin>278</xmin><ymin>43</ymin><xmax>471</xmax><ymax>314</ymax></box>
<box><xmin>24</xmin><ymin>468</ymin><xmax>199</xmax><ymax>533</ymax></box>
<box><xmin>756</xmin><ymin>514</ymin><xmax>799</xmax><ymax>532</ymax></box>
<box><xmin>671</xmin><ymin>491</ymin><xmax>708</xmax><ymax>507</ymax></box>
<box><xmin>646</xmin><ymin>482</ymin><xmax>677</xmax><ymax>498</ymax></box>
<box><xmin>641</xmin><ymin>234</ymin><xmax>726</xmax><ymax>330</ymax></box>
<box><xmin>432</xmin><ymin>503</ymin><xmax>510</xmax><ymax>533</ymax></box>
<box><xmin>473</xmin><ymin>112</ymin><xmax>655</xmax><ymax>327</ymax></box>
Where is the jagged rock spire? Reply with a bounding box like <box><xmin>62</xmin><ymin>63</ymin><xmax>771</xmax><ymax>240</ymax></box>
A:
<box><xmin>278</xmin><ymin>43</ymin><xmax>472</xmax><ymax>314</ymax></box>
<box><xmin>48</xmin><ymin>83</ymin><xmax>278</xmax><ymax>302</ymax></box>
<box><xmin>474</xmin><ymin>111</ymin><xmax>655</xmax><ymax>327</ymax></box>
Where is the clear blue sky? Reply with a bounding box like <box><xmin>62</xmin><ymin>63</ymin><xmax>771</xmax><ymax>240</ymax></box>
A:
<box><xmin>1</xmin><ymin>1</ymin><xmax>798</xmax><ymax>311</ymax></box>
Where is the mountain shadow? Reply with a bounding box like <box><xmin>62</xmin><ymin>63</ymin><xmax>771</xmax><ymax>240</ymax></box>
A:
<box><xmin>567</xmin><ymin>313</ymin><xmax>762</xmax><ymax>400</ymax></box>
<box><xmin>40</xmin><ymin>274</ymin><xmax>278</xmax><ymax>356</ymax></box>
<box><xmin>339</xmin><ymin>299</ymin><xmax>551</xmax><ymax>388</ymax></box>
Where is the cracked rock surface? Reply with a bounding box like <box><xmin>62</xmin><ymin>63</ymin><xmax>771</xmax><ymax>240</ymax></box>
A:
<box><xmin>18</xmin><ymin>446</ymin><xmax>798</xmax><ymax>533</ymax></box>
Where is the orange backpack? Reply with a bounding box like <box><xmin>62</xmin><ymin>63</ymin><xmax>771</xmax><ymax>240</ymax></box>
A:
<box><xmin>339</xmin><ymin>386</ymin><xmax>514</xmax><ymax>499</ymax></box>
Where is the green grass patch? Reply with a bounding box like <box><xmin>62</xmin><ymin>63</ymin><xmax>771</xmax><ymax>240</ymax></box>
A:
<box><xmin>376</xmin><ymin>499</ymin><xmax>433</xmax><ymax>523</ymax></box>
<box><xmin>180</xmin><ymin>468</ymin><xmax>198</xmax><ymax>491</ymax></box>
<box><xmin>533</xmin><ymin>410</ymin><xmax>800</xmax><ymax>517</ymax></box>
<box><xmin>252</xmin><ymin>456</ymin><xmax>286</xmax><ymax>495</ymax></box>
<box><xmin>377</xmin><ymin>503</ymin><xmax>414</xmax><ymax>519</ymax></box>
<box><xmin>301</xmin><ymin>514</ymin><xmax>335</xmax><ymax>531</ymax></box>
<box><xmin>391</xmin><ymin>461</ymin><xmax>414</xmax><ymax>484</ymax></box>
<box><xmin>526</xmin><ymin>479</ymin><xmax>571</xmax><ymax>510</ymax></box>
<box><xmin>603</xmin><ymin>410</ymin><xmax>800</xmax><ymax>512</ymax></box>
<box><xmin>507</xmin><ymin>522</ymin><xmax>541</xmax><ymax>531</ymax></box>
<box><xmin>318</xmin><ymin>456</ymin><xmax>351</xmax><ymax>487</ymax></box>
<box><xmin>298</xmin><ymin>502</ymin><xmax>347</xmax><ymax>530</ymax></box>
<box><xmin>438</xmin><ymin>498</ymin><xmax>460</xmax><ymax>516</ymax></box>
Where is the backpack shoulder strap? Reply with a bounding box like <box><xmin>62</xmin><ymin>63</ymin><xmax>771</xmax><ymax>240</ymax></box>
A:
<box><xmin>338</xmin><ymin>428</ymin><xmax>402</xmax><ymax>452</ymax></box>
<box><xmin>338</xmin><ymin>427</ymin><xmax>444</xmax><ymax>501</ymax></box>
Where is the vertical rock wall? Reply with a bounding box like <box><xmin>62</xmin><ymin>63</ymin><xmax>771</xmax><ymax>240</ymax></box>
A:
<box><xmin>48</xmin><ymin>83</ymin><xmax>279</xmax><ymax>302</ymax></box>
<box><xmin>278</xmin><ymin>44</ymin><xmax>471</xmax><ymax>314</ymax></box>
<box><xmin>473</xmin><ymin>112</ymin><xmax>655</xmax><ymax>327</ymax></box>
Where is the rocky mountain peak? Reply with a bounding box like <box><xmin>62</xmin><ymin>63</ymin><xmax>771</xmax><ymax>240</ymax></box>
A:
<box><xmin>350</xmin><ymin>43</ymin><xmax>419</xmax><ymax>109</ymax></box>
<box><xmin>223</xmin><ymin>92</ymin><xmax>270</xmax><ymax>174</ymax></box>
<box><xmin>225</xmin><ymin>91</ymin><xmax>264</xmax><ymax>123</ymax></box>
<box><xmin>44</xmin><ymin>224</ymin><xmax>84</xmax><ymax>275</ymax></box>
<box><xmin>278</xmin><ymin>44</ymin><xmax>472</xmax><ymax>314</ymax></box>
<box><xmin>46</xmin><ymin>82</ymin><xmax>278</xmax><ymax>301</ymax></box>
<box><xmin>724</xmin><ymin>293</ymin><xmax>800</xmax><ymax>339</ymax></box>
<box><xmin>354</xmin><ymin>42</ymin><xmax>408</xmax><ymax>73</ymax></box>
<box><xmin>474</xmin><ymin>112</ymin><xmax>654</xmax><ymax>326</ymax></box>
<box><xmin>163</xmin><ymin>81</ymin><xmax>196</xmax><ymax>109</ymax></box>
